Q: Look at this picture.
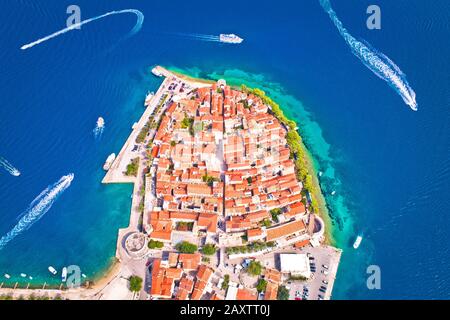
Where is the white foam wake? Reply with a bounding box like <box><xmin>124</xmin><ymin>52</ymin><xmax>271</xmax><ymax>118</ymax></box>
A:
<box><xmin>0</xmin><ymin>173</ymin><xmax>74</xmax><ymax>250</ymax></box>
<box><xmin>20</xmin><ymin>9</ymin><xmax>144</xmax><ymax>50</ymax></box>
<box><xmin>171</xmin><ymin>32</ymin><xmax>220</xmax><ymax>42</ymax></box>
<box><xmin>319</xmin><ymin>0</ymin><xmax>418</xmax><ymax>111</ymax></box>
<box><xmin>93</xmin><ymin>124</ymin><xmax>105</xmax><ymax>138</ymax></box>
<box><xmin>0</xmin><ymin>156</ymin><xmax>21</xmax><ymax>176</ymax></box>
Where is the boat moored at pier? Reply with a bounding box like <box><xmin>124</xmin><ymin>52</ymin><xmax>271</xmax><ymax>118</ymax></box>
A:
<box><xmin>103</xmin><ymin>153</ymin><xmax>116</xmax><ymax>171</ymax></box>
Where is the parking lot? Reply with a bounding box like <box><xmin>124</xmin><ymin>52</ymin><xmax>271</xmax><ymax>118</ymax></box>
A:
<box><xmin>287</xmin><ymin>245</ymin><xmax>342</xmax><ymax>300</ymax></box>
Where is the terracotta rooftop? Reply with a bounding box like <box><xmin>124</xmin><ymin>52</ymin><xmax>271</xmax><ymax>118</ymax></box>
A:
<box><xmin>266</xmin><ymin>219</ymin><xmax>306</xmax><ymax>242</ymax></box>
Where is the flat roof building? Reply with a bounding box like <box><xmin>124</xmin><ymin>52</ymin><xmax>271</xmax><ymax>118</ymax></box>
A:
<box><xmin>279</xmin><ymin>253</ymin><xmax>311</xmax><ymax>279</ymax></box>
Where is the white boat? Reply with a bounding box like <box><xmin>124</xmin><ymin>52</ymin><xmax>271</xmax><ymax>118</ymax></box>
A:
<box><xmin>20</xmin><ymin>273</ymin><xmax>27</xmax><ymax>278</ymax></box>
<box><xmin>4</xmin><ymin>274</ymin><xmax>11</xmax><ymax>279</ymax></box>
<box><xmin>331</xmin><ymin>190</ymin><xmax>336</xmax><ymax>196</ymax></box>
<box><xmin>319</xmin><ymin>171</ymin><xmax>323</xmax><ymax>177</ymax></box>
<box><xmin>219</xmin><ymin>33</ymin><xmax>244</xmax><ymax>44</ymax></box>
<box><xmin>151</xmin><ymin>67</ymin><xmax>162</xmax><ymax>77</ymax></box>
<box><xmin>61</xmin><ymin>267</ymin><xmax>67</xmax><ymax>282</ymax></box>
<box><xmin>103</xmin><ymin>153</ymin><xmax>116</xmax><ymax>171</ymax></box>
<box><xmin>81</xmin><ymin>273</ymin><xmax>87</xmax><ymax>279</ymax></box>
<box><xmin>29</xmin><ymin>276</ymin><xmax>33</xmax><ymax>280</ymax></box>
<box><xmin>144</xmin><ymin>92</ymin><xmax>154</xmax><ymax>106</ymax></box>
<box><xmin>97</xmin><ymin>117</ymin><xmax>105</xmax><ymax>128</ymax></box>
<box><xmin>48</xmin><ymin>266</ymin><xmax>57</xmax><ymax>275</ymax></box>
<box><xmin>353</xmin><ymin>235</ymin><xmax>363</xmax><ymax>249</ymax></box>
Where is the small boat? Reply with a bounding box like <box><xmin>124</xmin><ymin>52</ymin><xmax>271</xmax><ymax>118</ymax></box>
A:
<box><xmin>61</xmin><ymin>267</ymin><xmax>67</xmax><ymax>282</ymax></box>
<box><xmin>353</xmin><ymin>235</ymin><xmax>363</xmax><ymax>249</ymax></box>
<box><xmin>219</xmin><ymin>33</ymin><xmax>244</xmax><ymax>44</ymax></box>
<box><xmin>48</xmin><ymin>266</ymin><xmax>57</xmax><ymax>275</ymax></box>
<box><xmin>20</xmin><ymin>273</ymin><xmax>27</xmax><ymax>278</ymax></box>
<box><xmin>103</xmin><ymin>153</ymin><xmax>116</xmax><ymax>171</ymax></box>
<box><xmin>151</xmin><ymin>67</ymin><xmax>162</xmax><ymax>77</ymax></box>
<box><xmin>331</xmin><ymin>190</ymin><xmax>336</xmax><ymax>196</ymax></box>
<box><xmin>319</xmin><ymin>171</ymin><xmax>323</xmax><ymax>177</ymax></box>
<box><xmin>4</xmin><ymin>273</ymin><xmax>11</xmax><ymax>279</ymax></box>
<box><xmin>144</xmin><ymin>92</ymin><xmax>154</xmax><ymax>106</ymax></box>
<box><xmin>81</xmin><ymin>274</ymin><xmax>87</xmax><ymax>279</ymax></box>
<box><xmin>29</xmin><ymin>276</ymin><xmax>33</xmax><ymax>280</ymax></box>
<box><xmin>97</xmin><ymin>117</ymin><xmax>105</xmax><ymax>128</ymax></box>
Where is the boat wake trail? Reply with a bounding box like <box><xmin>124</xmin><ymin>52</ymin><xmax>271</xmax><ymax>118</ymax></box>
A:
<box><xmin>319</xmin><ymin>0</ymin><xmax>418</xmax><ymax>111</ymax></box>
<box><xmin>20</xmin><ymin>9</ymin><xmax>144</xmax><ymax>50</ymax></box>
<box><xmin>170</xmin><ymin>32</ymin><xmax>220</xmax><ymax>42</ymax></box>
<box><xmin>93</xmin><ymin>125</ymin><xmax>104</xmax><ymax>139</ymax></box>
<box><xmin>0</xmin><ymin>173</ymin><xmax>74</xmax><ymax>251</ymax></box>
<box><xmin>0</xmin><ymin>156</ymin><xmax>21</xmax><ymax>176</ymax></box>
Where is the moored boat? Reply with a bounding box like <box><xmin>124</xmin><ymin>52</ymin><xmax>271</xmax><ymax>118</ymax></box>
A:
<box><xmin>151</xmin><ymin>67</ymin><xmax>162</xmax><ymax>77</ymax></box>
<box><xmin>353</xmin><ymin>235</ymin><xmax>363</xmax><ymax>249</ymax></box>
<box><xmin>144</xmin><ymin>92</ymin><xmax>154</xmax><ymax>106</ymax></box>
<box><xmin>103</xmin><ymin>153</ymin><xmax>116</xmax><ymax>171</ymax></box>
<box><xmin>48</xmin><ymin>266</ymin><xmax>57</xmax><ymax>275</ymax></box>
<box><xmin>4</xmin><ymin>273</ymin><xmax>11</xmax><ymax>279</ymax></box>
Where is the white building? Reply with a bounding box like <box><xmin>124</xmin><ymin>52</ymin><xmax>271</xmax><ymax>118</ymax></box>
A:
<box><xmin>279</xmin><ymin>253</ymin><xmax>311</xmax><ymax>279</ymax></box>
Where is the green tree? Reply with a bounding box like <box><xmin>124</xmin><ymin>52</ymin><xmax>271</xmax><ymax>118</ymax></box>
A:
<box><xmin>125</xmin><ymin>157</ymin><xmax>139</xmax><ymax>176</ymax></box>
<box><xmin>222</xmin><ymin>274</ymin><xmax>230</xmax><ymax>290</ymax></box>
<box><xmin>148</xmin><ymin>239</ymin><xmax>164</xmax><ymax>249</ymax></box>
<box><xmin>256</xmin><ymin>279</ymin><xmax>268</xmax><ymax>293</ymax></box>
<box><xmin>129</xmin><ymin>275</ymin><xmax>143</xmax><ymax>293</ymax></box>
<box><xmin>261</xmin><ymin>219</ymin><xmax>272</xmax><ymax>227</ymax></box>
<box><xmin>277</xmin><ymin>285</ymin><xmax>290</xmax><ymax>300</ymax></box>
<box><xmin>201</xmin><ymin>244</ymin><xmax>217</xmax><ymax>256</ymax></box>
<box><xmin>247</xmin><ymin>261</ymin><xmax>263</xmax><ymax>276</ymax></box>
<box><xmin>176</xmin><ymin>241</ymin><xmax>198</xmax><ymax>254</ymax></box>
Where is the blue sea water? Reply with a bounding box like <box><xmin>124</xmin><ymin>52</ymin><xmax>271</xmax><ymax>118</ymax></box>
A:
<box><xmin>0</xmin><ymin>0</ymin><xmax>449</xmax><ymax>298</ymax></box>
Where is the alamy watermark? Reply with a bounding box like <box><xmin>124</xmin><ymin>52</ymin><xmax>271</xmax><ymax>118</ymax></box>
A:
<box><xmin>65</xmin><ymin>264</ymin><xmax>82</xmax><ymax>288</ymax></box>
<box><xmin>366</xmin><ymin>5</ymin><xmax>381</xmax><ymax>30</ymax></box>
<box><xmin>366</xmin><ymin>265</ymin><xmax>381</xmax><ymax>290</ymax></box>
<box><xmin>66</xmin><ymin>5</ymin><xmax>81</xmax><ymax>29</ymax></box>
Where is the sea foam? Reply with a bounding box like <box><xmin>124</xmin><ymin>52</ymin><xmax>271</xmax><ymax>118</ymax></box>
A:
<box><xmin>0</xmin><ymin>156</ymin><xmax>21</xmax><ymax>176</ymax></box>
<box><xmin>20</xmin><ymin>9</ymin><xmax>144</xmax><ymax>50</ymax></box>
<box><xmin>0</xmin><ymin>173</ymin><xmax>74</xmax><ymax>250</ymax></box>
<box><xmin>319</xmin><ymin>0</ymin><xmax>418</xmax><ymax>111</ymax></box>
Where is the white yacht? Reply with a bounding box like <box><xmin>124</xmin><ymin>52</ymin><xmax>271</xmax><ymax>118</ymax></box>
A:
<box><xmin>97</xmin><ymin>117</ymin><xmax>105</xmax><ymax>128</ymax></box>
<box><xmin>20</xmin><ymin>273</ymin><xmax>27</xmax><ymax>278</ymax></box>
<box><xmin>48</xmin><ymin>266</ymin><xmax>57</xmax><ymax>275</ymax></box>
<box><xmin>219</xmin><ymin>33</ymin><xmax>244</xmax><ymax>44</ymax></box>
<box><xmin>4</xmin><ymin>274</ymin><xmax>11</xmax><ymax>279</ymax></box>
<box><xmin>353</xmin><ymin>235</ymin><xmax>363</xmax><ymax>249</ymax></box>
<box><xmin>151</xmin><ymin>67</ymin><xmax>162</xmax><ymax>77</ymax></box>
<box><xmin>144</xmin><ymin>92</ymin><xmax>154</xmax><ymax>106</ymax></box>
<box><xmin>103</xmin><ymin>153</ymin><xmax>116</xmax><ymax>171</ymax></box>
